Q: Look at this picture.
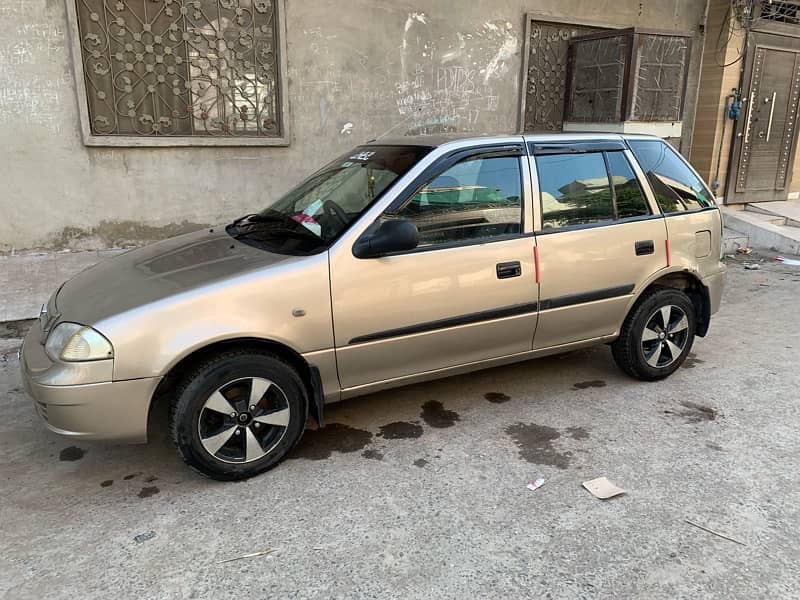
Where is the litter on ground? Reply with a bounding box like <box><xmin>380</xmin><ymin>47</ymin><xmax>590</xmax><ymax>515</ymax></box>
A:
<box><xmin>526</xmin><ymin>478</ymin><xmax>545</xmax><ymax>492</ymax></box>
<box><xmin>582</xmin><ymin>477</ymin><xmax>626</xmax><ymax>499</ymax></box>
<box><xmin>776</xmin><ymin>256</ymin><xmax>800</xmax><ymax>266</ymax></box>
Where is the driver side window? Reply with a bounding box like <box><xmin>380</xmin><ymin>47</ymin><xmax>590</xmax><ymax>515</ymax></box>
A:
<box><xmin>387</xmin><ymin>155</ymin><xmax>523</xmax><ymax>247</ymax></box>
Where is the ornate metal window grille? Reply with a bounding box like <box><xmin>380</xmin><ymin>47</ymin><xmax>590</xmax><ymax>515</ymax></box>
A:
<box><xmin>73</xmin><ymin>0</ymin><xmax>283</xmax><ymax>140</ymax></box>
<box><xmin>758</xmin><ymin>1</ymin><xmax>800</xmax><ymax>24</ymax></box>
<box><xmin>520</xmin><ymin>19</ymin><xmax>604</xmax><ymax>132</ymax></box>
<box><xmin>565</xmin><ymin>28</ymin><xmax>691</xmax><ymax>123</ymax></box>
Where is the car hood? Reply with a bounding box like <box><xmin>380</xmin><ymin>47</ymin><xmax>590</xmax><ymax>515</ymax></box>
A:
<box><xmin>55</xmin><ymin>229</ymin><xmax>302</xmax><ymax>325</ymax></box>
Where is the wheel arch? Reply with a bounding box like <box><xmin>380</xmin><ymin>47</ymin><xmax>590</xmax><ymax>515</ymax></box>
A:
<box><xmin>147</xmin><ymin>337</ymin><xmax>324</xmax><ymax>440</ymax></box>
<box><xmin>631</xmin><ymin>270</ymin><xmax>711</xmax><ymax>337</ymax></box>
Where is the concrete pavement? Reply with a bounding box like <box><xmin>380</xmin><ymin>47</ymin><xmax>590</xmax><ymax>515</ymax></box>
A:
<box><xmin>1</xmin><ymin>256</ymin><xmax>799</xmax><ymax>599</ymax></box>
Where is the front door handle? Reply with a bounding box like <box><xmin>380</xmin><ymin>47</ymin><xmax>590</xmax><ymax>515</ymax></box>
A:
<box><xmin>496</xmin><ymin>261</ymin><xmax>522</xmax><ymax>279</ymax></box>
<box><xmin>635</xmin><ymin>240</ymin><xmax>655</xmax><ymax>256</ymax></box>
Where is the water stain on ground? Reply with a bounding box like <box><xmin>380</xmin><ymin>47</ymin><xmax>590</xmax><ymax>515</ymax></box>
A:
<box><xmin>290</xmin><ymin>423</ymin><xmax>373</xmax><ymax>460</ymax></box>
<box><xmin>123</xmin><ymin>473</ymin><xmax>140</xmax><ymax>480</ymax></box>
<box><xmin>100</xmin><ymin>479</ymin><xmax>113</xmax><ymax>488</ymax></box>
<box><xmin>566</xmin><ymin>426</ymin><xmax>590</xmax><ymax>440</ymax></box>
<box><xmin>378</xmin><ymin>421</ymin><xmax>423</xmax><ymax>439</ymax></box>
<box><xmin>0</xmin><ymin>319</ymin><xmax>34</xmax><ymax>340</ymax></box>
<box><xmin>421</xmin><ymin>400</ymin><xmax>460</xmax><ymax>428</ymax></box>
<box><xmin>664</xmin><ymin>401</ymin><xmax>718</xmax><ymax>423</ymax></box>
<box><xmin>572</xmin><ymin>380</ymin><xmax>606</xmax><ymax>390</ymax></box>
<box><xmin>361</xmin><ymin>448</ymin><xmax>383</xmax><ymax>460</ymax></box>
<box><xmin>484</xmin><ymin>392</ymin><xmax>511</xmax><ymax>404</ymax></box>
<box><xmin>413</xmin><ymin>458</ymin><xmax>429</xmax><ymax>468</ymax></box>
<box><xmin>138</xmin><ymin>486</ymin><xmax>160</xmax><ymax>499</ymax></box>
<box><xmin>505</xmin><ymin>423</ymin><xmax>572</xmax><ymax>469</ymax></box>
<box><xmin>144</xmin><ymin>475</ymin><xmax>158</xmax><ymax>483</ymax></box>
<box><xmin>59</xmin><ymin>446</ymin><xmax>85</xmax><ymax>461</ymax></box>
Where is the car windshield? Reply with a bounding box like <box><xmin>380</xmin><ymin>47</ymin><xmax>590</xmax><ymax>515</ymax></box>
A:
<box><xmin>227</xmin><ymin>145</ymin><xmax>431</xmax><ymax>254</ymax></box>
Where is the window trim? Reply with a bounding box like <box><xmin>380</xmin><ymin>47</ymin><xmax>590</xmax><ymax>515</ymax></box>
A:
<box><xmin>534</xmin><ymin>149</ymin><xmax>652</xmax><ymax>233</ymax></box>
<box><xmin>66</xmin><ymin>0</ymin><xmax>290</xmax><ymax>147</ymax></box>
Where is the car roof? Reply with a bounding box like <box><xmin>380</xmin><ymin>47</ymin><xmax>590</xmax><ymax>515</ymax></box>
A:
<box><xmin>365</xmin><ymin>132</ymin><xmax>662</xmax><ymax>150</ymax></box>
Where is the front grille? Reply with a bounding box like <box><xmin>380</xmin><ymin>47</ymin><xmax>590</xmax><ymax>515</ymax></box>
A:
<box><xmin>36</xmin><ymin>402</ymin><xmax>48</xmax><ymax>422</ymax></box>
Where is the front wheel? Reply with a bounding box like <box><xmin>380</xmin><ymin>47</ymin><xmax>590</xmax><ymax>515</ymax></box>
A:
<box><xmin>612</xmin><ymin>287</ymin><xmax>696</xmax><ymax>381</ymax></box>
<box><xmin>170</xmin><ymin>350</ymin><xmax>307</xmax><ymax>480</ymax></box>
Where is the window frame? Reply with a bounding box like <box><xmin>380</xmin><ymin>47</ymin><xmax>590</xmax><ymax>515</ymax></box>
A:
<box><xmin>364</xmin><ymin>144</ymin><xmax>528</xmax><ymax>255</ymax></box>
<box><xmin>626</xmin><ymin>138</ymin><xmax>718</xmax><ymax>217</ymax></box>
<box><xmin>66</xmin><ymin>0</ymin><xmax>290</xmax><ymax>147</ymax></box>
<box><xmin>532</xmin><ymin>148</ymin><xmax>655</xmax><ymax>234</ymax></box>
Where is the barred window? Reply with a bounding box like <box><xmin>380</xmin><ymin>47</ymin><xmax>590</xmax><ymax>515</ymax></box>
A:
<box><xmin>72</xmin><ymin>0</ymin><xmax>286</xmax><ymax>144</ymax></box>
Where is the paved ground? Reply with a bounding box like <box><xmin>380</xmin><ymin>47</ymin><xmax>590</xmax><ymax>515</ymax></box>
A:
<box><xmin>1</xmin><ymin>255</ymin><xmax>799</xmax><ymax>599</ymax></box>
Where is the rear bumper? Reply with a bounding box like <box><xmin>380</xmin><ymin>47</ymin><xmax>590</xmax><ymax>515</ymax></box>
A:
<box><xmin>702</xmin><ymin>266</ymin><xmax>727</xmax><ymax>315</ymax></box>
<box><xmin>20</xmin><ymin>322</ymin><xmax>159</xmax><ymax>443</ymax></box>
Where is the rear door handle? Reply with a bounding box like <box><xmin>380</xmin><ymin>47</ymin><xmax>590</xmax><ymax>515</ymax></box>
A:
<box><xmin>635</xmin><ymin>240</ymin><xmax>655</xmax><ymax>256</ymax></box>
<box><xmin>496</xmin><ymin>261</ymin><xmax>522</xmax><ymax>279</ymax></box>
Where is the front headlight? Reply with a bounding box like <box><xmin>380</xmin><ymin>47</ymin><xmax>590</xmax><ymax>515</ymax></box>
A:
<box><xmin>45</xmin><ymin>323</ymin><xmax>114</xmax><ymax>362</ymax></box>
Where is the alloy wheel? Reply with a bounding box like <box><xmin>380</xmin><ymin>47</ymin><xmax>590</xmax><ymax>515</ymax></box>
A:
<box><xmin>641</xmin><ymin>305</ymin><xmax>690</xmax><ymax>368</ymax></box>
<box><xmin>197</xmin><ymin>377</ymin><xmax>291</xmax><ymax>464</ymax></box>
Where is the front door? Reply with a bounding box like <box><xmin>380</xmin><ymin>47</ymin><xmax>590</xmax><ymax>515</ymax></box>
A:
<box><xmin>729</xmin><ymin>44</ymin><xmax>800</xmax><ymax>202</ymax></box>
<box><xmin>330</xmin><ymin>150</ymin><xmax>538</xmax><ymax>390</ymax></box>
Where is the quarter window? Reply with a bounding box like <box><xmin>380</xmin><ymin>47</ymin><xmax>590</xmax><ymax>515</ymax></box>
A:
<box><xmin>628</xmin><ymin>140</ymin><xmax>715</xmax><ymax>213</ymax></box>
<box><xmin>388</xmin><ymin>156</ymin><xmax>522</xmax><ymax>247</ymax></box>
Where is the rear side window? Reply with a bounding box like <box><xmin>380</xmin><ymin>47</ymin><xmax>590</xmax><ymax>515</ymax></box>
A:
<box><xmin>628</xmin><ymin>140</ymin><xmax>714</xmax><ymax>213</ymax></box>
<box><xmin>535</xmin><ymin>151</ymin><xmax>650</xmax><ymax>229</ymax></box>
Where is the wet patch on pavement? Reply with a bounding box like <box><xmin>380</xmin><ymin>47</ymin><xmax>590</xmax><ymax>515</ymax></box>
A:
<box><xmin>289</xmin><ymin>423</ymin><xmax>373</xmax><ymax>460</ymax></box>
<box><xmin>665</xmin><ymin>401</ymin><xmax>718</xmax><ymax>423</ymax></box>
<box><xmin>100</xmin><ymin>479</ymin><xmax>113</xmax><ymax>488</ymax></box>
<box><xmin>413</xmin><ymin>458</ymin><xmax>429</xmax><ymax>468</ymax></box>
<box><xmin>0</xmin><ymin>319</ymin><xmax>34</xmax><ymax>340</ymax></box>
<box><xmin>572</xmin><ymin>380</ymin><xmax>606</xmax><ymax>390</ymax></box>
<box><xmin>566</xmin><ymin>426</ymin><xmax>590</xmax><ymax>440</ymax></box>
<box><xmin>137</xmin><ymin>486</ymin><xmax>160</xmax><ymax>499</ymax></box>
<box><xmin>420</xmin><ymin>400</ymin><xmax>460</xmax><ymax>428</ymax></box>
<box><xmin>484</xmin><ymin>391</ymin><xmax>511</xmax><ymax>403</ymax></box>
<box><xmin>123</xmin><ymin>473</ymin><xmax>140</xmax><ymax>480</ymax></box>
<box><xmin>505</xmin><ymin>423</ymin><xmax>572</xmax><ymax>469</ymax></box>
<box><xmin>378</xmin><ymin>421</ymin><xmax>423</xmax><ymax>439</ymax></box>
<box><xmin>361</xmin><ymin>448</ymin><xmax>384</xmax><ymax>460</ymax></box>
<box><xmin>59</xmin><ymin>446</ymin><xmax>86</xmax><ymax>462</ymax></box>
<box><xmin>144</xmin><ymin>475</ymin><xmax>158</xmax><ymax>483</ymax></box>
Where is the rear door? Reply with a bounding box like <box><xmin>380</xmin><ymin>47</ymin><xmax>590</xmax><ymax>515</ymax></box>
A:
<box><xmin>528</xmin><ymin>140</ymin><xmax>669</xmax><ymax>349</ymax></box>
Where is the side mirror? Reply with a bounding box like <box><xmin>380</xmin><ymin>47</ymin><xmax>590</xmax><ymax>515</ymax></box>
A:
<box><xmin>353</xmin><ymin>219</ymin><xmax>419</xmax><ymax>258</ymax></box>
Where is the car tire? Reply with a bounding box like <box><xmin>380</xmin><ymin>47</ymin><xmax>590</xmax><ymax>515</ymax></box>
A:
<box><xmin>611</xmin><ymin>286</ymin><xmax>696</xmax><ymax>381</ymax></box>
<box><xmin>169</xmin><ymin>349</ymin><xmax>307</xmax><ymax>481</ymax></box>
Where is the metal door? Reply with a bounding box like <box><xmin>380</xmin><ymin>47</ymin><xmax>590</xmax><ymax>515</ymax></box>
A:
<box><xmin>730</xmin><ymin>46</ymin><xmax>800</xmax><ymax>202</ymax></box>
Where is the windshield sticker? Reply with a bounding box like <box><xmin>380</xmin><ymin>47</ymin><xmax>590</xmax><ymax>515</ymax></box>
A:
<box><xmin>291</xmin><ymin>198</ymin><xmax>323</xmax><ymax>236</ymax></box>
<box><xmin>349</xmin><ymin>151</ymin><xmax>376</xmax><ymax>161</ymax></box>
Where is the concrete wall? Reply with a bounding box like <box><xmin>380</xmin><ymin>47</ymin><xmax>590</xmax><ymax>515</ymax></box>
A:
<box><xmin>0</xmin><ymin>0</ymin><xmax>708</xmax><ymax>253</ymax></box>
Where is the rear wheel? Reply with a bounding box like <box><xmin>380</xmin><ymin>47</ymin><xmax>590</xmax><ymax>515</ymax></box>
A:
<box><xmin>612</xmin><ymin>287</ymin><xmax>696</xmax><ymax>381</ymax></box>
<box><xmin>170</xmin><ymin>350</ymin><xmax>307</xmax><ymax>480</ymax></box>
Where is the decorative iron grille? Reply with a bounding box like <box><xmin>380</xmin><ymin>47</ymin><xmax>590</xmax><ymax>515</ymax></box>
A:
<box><xmin>759</xmin><ymin>0</ymin><xmax>800</xmax><ymax>24</ymax></box>
<box><xmin>565</xmin><ymin>28</ymin><xmax>690</xmax><ymax>123</ymax></box>
<box><xmin>634</xmin><ymin>35</ymin><xmax>689</xmax><ymax>121</ymax></box>
<box><xmin>74</xmin><ymin>0</ymin><xmax>281</xmax><ymax>138</ymax></box>
<box><xmin>522</xmin><ymin>20</ymin><xmax>602</xmax><ymax>132</ymax></box>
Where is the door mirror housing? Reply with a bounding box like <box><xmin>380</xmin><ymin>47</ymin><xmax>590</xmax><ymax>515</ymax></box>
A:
<box><xmin>353</xmin><ymin>219</ymin><xmax>419</xmax><ymax>258</ymax></box>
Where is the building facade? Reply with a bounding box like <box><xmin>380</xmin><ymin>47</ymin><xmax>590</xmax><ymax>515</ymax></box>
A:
<box><xmin>1</xmin><ymin>0</ymin><xmax>709</xmax><ymax>253</ymax></box>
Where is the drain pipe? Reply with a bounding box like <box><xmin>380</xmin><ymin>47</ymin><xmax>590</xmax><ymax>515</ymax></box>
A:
<box><xmin>712</xmin><ymin>93</ymin><xmax>737</xmax><ymax>193</ymax></box>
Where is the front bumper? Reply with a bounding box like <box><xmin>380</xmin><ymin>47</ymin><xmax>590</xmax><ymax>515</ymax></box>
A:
<box><xmin>20</xmin><ymin>321</ymin><xmax>159</xmax><ymax>443</ymax></box>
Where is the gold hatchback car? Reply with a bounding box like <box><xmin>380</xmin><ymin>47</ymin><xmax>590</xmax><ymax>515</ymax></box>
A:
<box><xmin>21</xmin><ymin>134</ymin><xmax>726</xmax><ymax>480</ymax></box>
